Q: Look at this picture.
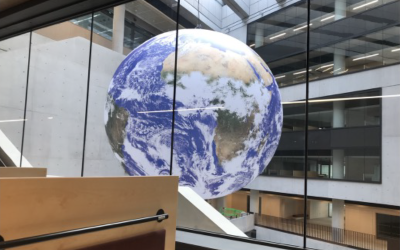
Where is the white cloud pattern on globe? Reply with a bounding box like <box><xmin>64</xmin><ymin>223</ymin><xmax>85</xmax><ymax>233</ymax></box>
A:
<box><xmin>105</xmin><ymin>29</ymin><xmax>283</xmax><ymax>199</ymax></box>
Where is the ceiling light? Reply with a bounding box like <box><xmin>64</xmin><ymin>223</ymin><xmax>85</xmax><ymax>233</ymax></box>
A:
<box><xmin>392</xmin><ymin>48</ymin><xmax>400</xmax><ymax>52</ymax></box>
<box><xmin>322</xmin><ymin>67</ymin><xmax>333</xmax><ymax>72</ymax></box>
<box><xmin>316</xmin><ymin>64</ymin><xmax>334</xmax><ymax>70</ymax></box>
<box><xmin>275</xmin><ymin>75</ymin><xmax>286</xmax><ymax>79</ymax></box>
<box><xmin>293</xmin><ymin>24</ymin><xmax>312</xmax><ymax>32</ymax></box>
<box><xmin>321</xmin><ymin>15</ymin><xmax>335</xmax><ymax>22</ymax></box>
<box><xmin>353</xmin><ymin>0</ymin><xmax>378</xmax><ymax>10</ymax></box>
<box><xmin>270</xmin><ymin>33</ymin><xmax>286</xmax><ymax>40</ymax></box>
<box><xmin>250</xmin><ymin>44</ymin><xmax>255</xmax><ymax>48</ymax></box>
<box><xmin>353</xmin><ymin>53</ymin><xmax>379</xmax><ymax>61</ymax></box>
<box><xmin>293</xmin><ymin>69</ymin><xmax>311</xmax><ymax>75</ymax></box>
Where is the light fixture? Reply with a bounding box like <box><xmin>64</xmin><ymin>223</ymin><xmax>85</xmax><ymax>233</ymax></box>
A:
<box><xmin>337</xmin><ymin>69</ymin><xmax>349</xmax><ymax>74</ymax></box>
<box><xmin>322</xmin><ymin>67</ymin><xmax>333</xmax><ymax>72</ymax></box>
<box><xmin>353</xmin><ymin>0</ymin><xmax>378</xmax><ymax>10</ymax></box>
<box><xmin>330</xmin><ymin>68</ymin><xmax>342</xmax><ymax>73</ymax></box>
<box><xmin>293</xmin><ymin>24</ymin><xmax>312</xmax><ymax>32</ymax></box>
<box><xmin>392</xmin><ymin>48</ymin><xmax>400</xmax><ymax>52</ymax></box>
<box><xmin>48</xmin><ymin>117</ymin><xmax>54</xmax><ymax>120</ymax></box>
<box><xmin>293</xmin><ymin>69</ymin><xmax>312</xmax><ymax>75</ymax></box>
<box><xmin>316</xmin><ymin>64</ymin><xmax>334</xmax><ymax>70</ymax></box>
<box><xmin>138</xmin><ymin>106</ymin><xmax>225</xmax><ymax>114</ymax></box>
<box><xmin>270</xmin><ymin>33</ymin><xmax>286</xmax><ymax>40</ymax></box>
<box><xmin>250</xmin><ymin>44</ymin><xmax>255</xmax><ymax>48</ymax></box>
<box><xmin>321</xmin><ymin>15</ymin><xmax>335</xmax><ymax>22</ymax></box>
<box><xmin>275</xmin><ymin>75</ymin><xmax>286</xmax><ymax>79</ymax></box>
<box><xmin>353</xmin><ymin>53</ymin><xmax>379</xmax><ymax>61</ymax></box>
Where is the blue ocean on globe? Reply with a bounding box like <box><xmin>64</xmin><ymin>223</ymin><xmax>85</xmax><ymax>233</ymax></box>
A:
<box><xmin>105</xmin><ymin>29</ymin><xmax>283</xmax><ymax>199</ymax></box>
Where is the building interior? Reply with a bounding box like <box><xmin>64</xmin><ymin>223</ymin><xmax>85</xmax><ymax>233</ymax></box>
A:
<box><xmin>0</xmin><ymin>0</ymin><xmax>399</xmax><ymax>250</ymax></box>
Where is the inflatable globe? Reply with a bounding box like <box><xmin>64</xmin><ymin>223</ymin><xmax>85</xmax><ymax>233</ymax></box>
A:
<box><xmin>105</xmin><ymin>29</ymin><xmax>282</xmax><ymax>199</ymax></box>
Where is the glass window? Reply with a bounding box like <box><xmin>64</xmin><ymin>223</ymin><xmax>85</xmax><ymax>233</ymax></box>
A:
<box><xmin>22</xmin><ymin>16</ymin><xmax>92</xmax><ymax>176</ymax></box>
<box><xmin>83</xmin><ymin>2</ymin><xmax>178</xmax><ymax>177</ymax></box>
<box><xmin>0</xmin><ymin>33</ymin><xmax>30</xmax><ymax>167</ymax></box>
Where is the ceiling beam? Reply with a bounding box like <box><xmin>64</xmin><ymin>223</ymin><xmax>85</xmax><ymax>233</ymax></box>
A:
<box><xmin>222</xmin><ymin>0</ymin><xmax>249</xmax><ymax>19</ymax></box>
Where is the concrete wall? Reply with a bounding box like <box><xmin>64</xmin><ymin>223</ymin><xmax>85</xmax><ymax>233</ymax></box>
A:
<box><xmin>0</xmin><ymin>29</ymin><xmax>125</xmax><ymax>176</ymax></box>
<box><xmin>230</xmin><ymin>214</ymin><xmax>255</xmax><ymax>233</ymax></box>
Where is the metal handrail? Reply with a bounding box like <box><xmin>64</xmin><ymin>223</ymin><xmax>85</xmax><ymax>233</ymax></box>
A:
<box><xmin>255</xmin><ymin>213</ymin><xmax>387</xmax><ymax>250</ymax></box>
<box><xmin>0</xmin><ymin>209</ymin><xmax>168</xmax><ymax>249</ymax></box>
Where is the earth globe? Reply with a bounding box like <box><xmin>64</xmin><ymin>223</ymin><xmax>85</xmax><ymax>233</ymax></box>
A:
<box><xmin>105</xmin><ymin>29</ymin><xmax>283</xmax><ymax>199</ymax></box>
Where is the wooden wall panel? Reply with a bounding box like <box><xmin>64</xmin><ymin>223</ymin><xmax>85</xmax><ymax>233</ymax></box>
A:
<box><xmin>0</xmin><ymin>167</ymin><xmax>46</xmax><ymax>177</ymax></box>
<box><xmin>0</xmin><ymin>176</ymin><xmax>178</xmax><ymax>250</ymax></box>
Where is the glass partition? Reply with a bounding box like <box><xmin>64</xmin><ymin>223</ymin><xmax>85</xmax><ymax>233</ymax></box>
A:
<box><xmin>22</xmin><ymin>15</ymin><xmax>92</xmax><ymax>176</ymax></box>
<box><xmin>0</xmin><ymin>0</ymin><xmax>399</xmax><ymax>249</ymax></box>
<box><xmin>0</xmin><ymin>33</ymin><xmax>30</xmax><ymax>167</ymax></box>
<box><xmin>306</xmin><ymin>1</ymin><xmax>400</xmax><ymax>249</ymax></box>
<box><xmin>83</xmin><ymin>1</ymin><xmax>179</xmax><ymax>177</ymax></box>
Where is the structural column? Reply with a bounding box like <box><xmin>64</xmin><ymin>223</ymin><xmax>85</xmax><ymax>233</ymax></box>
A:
<box><xmin>112</xmin><ymin>4</ymin><xmax>126</xmax><ymax>54</ymax></box>
<box><xmin>333</xmin><ymin>0</ymin><xmax>347</xmax><ymax>75</ymax></box>
<box><xmin>334</xmin><ymin>0</ymin><xmax>346</xmax><ymax>20</ymax></box>
<box><xmin>332</xmin><ymin>101</ymin><xmax>345</xmax><ymax>179</ymax></box>
<box><xmin>208</xmin><ymin>197</ymin><xmax>226</xmax><ymax>212</ymax></box>
<box><xmin>254</xmin><ymin>23</ymin><xmax>264</xmax><ymax>48</ymax></box>
<box><xmin>249</xmin><ymin>190</ymin><xmax>260</xmax><ymax>214</ymax></box>
<box><xmin>332</xmin><ymin>199</ymin><xmax>345</xmax><ymax>241</ymax></box>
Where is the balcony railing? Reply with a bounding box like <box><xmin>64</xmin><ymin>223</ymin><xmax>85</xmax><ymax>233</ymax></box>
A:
<box><xmin>255</xmin><ymin>214</ymin><xmax>387</xmax><ymax>250</ymax></box>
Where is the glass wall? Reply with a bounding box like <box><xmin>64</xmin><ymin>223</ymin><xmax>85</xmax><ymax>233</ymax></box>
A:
<box><xmin>0</xmin><ymin>0</ymin><xmax>399</xmax><ymax>250</ymax></box>
<box><xmin>0</xmin><ymin>33</ymin><xmax>30</xmax><ymax>167</ymax></box>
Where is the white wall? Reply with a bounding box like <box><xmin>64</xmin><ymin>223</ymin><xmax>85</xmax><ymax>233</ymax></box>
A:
<box><xmin>230</xmin><ymin>214</ymin><xmax>255</xmax><ymax>233</ymax></box>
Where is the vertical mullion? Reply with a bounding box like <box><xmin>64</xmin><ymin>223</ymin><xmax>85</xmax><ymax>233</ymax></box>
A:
<box><xmin>80</xmin><ymin>12</ymin><xmax>95</xmax><ymax>177</ymax></box>
<box><xmin>19</xmin><ymin>31</ymin><xmax>32</xmax><ymax>168</ymax></box>
<box><xmin>169</xmin><ymin>0</ymin><xmax>181</xmax><ymax>176</ymax></box>
<box><xmin>303</xmin><ymin>0</ymin><xmax>311</xmax><ymax>248</ymax></box>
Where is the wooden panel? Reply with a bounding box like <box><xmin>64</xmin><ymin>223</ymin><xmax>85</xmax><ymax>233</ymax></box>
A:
<box><xmin>0</xmin><ymin>176</ymin><xmax>179</xmax><ymax>250</ymax></box>
<box><xmin>0</xmin><ymin>167</ymin><xmax>46</xmax><ymax>177</ymax></box>
<box><xmin>77</xmin><ymin>230</ymin><xmax>166</xmax><ymax>250</ymax></box>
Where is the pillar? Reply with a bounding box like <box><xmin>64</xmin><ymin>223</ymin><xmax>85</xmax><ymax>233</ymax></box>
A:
<box><xmin>333</xmin><ymin>0</ymin><xmax>346</xmax><ymax>74</ymax></box>
<box><xmin>332</xmin><ymin>199</ymin><xmax>345</xmax><ymax>242</ymax></box>
<box><xmin>255</xmin><ymin>23</ymin><xmax>264</xmax><ymax>48</ymax></box>
<box><xmin>216</xmin><ymin>196</ymin><xmax>226</xmax><ymax>212</ymax></box>
<box><xmin>332</xmin><ymin>101</ymin><xmax>345</xmax><ymax>179</ymax></box>
<box><xmin>249</xmin><ymin>190</ymin><xmax>260</xmax><ymax>214</ymax></box>
<box><xmin>208</xmin><ymin>197</ymin><xmax>226</xmax><ymax>212</ymax></box>
<box><xmin>112</xmin><ymin>4</ymin><xmax>125</xmax><ymax>54</ymax></box>
<box><xmin>333</xmin><ymin>101</ymin><xmax>345</xmax><ymax>128</ymax></box>
<box><xmin>334</xmin><ymin>48</ymin><xmax>346</xmax><ymax>75</ymax></box>
<box><xmin>334</xmin><ymin>0</ymin><xmax>346</xmax><ymax>20</ymax></box>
